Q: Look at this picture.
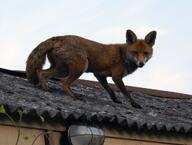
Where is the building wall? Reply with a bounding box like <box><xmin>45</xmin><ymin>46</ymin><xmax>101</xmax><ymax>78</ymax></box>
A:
<box><xmin>0</xmin><ymin>125</ymin><xmax>45</xmax><ymax>145</ymax></box>
<box><xmin>105</xmin><ymin>138</ymin><xmax>174</xmax><ymax>145</ymax></box>
<box><xmin>0</xmin><ymin>123</ymin><xmax>192</xmax><ymax>145</ymax></box>
<box><xmin>104</xmin><ymin>128</ymin><xmax>192</xmax><ymax>145</ymax></box>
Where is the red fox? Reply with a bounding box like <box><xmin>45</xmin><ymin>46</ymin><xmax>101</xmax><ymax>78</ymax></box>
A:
<box><xmin>26</xmin><ymin>29</ymin><xmax>156</xmax><ymax>108</ymax></box>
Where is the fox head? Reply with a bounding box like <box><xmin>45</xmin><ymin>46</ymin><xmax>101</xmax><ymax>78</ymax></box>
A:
<box><xmin>124</xmin><ymin>29</ymin><xmax>157</xmax><ymax>68</ymax></box>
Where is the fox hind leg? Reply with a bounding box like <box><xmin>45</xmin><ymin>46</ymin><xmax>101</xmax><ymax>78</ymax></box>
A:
<box><xmin>62</xmin><ymin>56</ymin><xmax>88</xmax><ymax>100</ymax></box>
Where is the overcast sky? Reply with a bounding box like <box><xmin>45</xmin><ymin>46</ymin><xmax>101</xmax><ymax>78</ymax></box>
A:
<box><xmin>0</xmin><ymin>0</ymin><xmax>192</xmax><ymax>94</ymax></box>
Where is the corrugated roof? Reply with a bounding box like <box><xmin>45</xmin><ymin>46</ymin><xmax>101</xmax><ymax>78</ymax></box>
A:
<box><xmin>0</xmin><ymin>68</ymin><xmax>192</xmax><ymax>134</ymax></box>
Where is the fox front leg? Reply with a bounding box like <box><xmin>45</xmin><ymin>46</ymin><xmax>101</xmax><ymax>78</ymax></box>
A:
<box><xmin>94</xmin><ymin>74</ymin><xmax>121</xmax><ymax>103</ymax></box>
<box><xmin>112</xmin><ymin>76</ymin><xmax>142</xmax><ymax>108</ymax></box>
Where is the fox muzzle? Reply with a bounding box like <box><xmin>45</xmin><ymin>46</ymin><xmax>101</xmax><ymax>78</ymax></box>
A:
<box><xmin>136</xmin><ymin>61</ymin><xmax>145</xmax><ymax>68</ymax></box>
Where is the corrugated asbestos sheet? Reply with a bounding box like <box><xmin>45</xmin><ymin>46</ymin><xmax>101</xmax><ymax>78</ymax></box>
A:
<box><xmin>0</xmin><ymin>68</ymin><xmax>192</xmax><ymax>133</ymax></box>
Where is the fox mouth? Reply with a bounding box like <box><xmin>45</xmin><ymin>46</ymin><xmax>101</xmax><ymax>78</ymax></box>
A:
<box><xmin>125</xmin><ymin>59</ymin><xmax>139</xmax><ymax>67</ymax></box>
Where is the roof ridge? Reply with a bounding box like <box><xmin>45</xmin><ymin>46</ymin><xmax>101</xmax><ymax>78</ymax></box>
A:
<box><xmin>0</xmin><ymin>68</ymin><xmax>191</xmax><ymax>99</ymax></box>
<box><xmin>0</xmin><ymin>68</ymin><xmax>26</xmax><ymax>78</ymax></box>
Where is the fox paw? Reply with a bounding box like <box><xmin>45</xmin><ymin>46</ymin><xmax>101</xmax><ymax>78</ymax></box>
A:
<box><xmin>36</xmin><ymin>83</ymin><xmax>49</xmax><ymax>91</ymax></box>
<box><xmin>130</xmin><ymin>99</ymin><xmax>142</xmax><ymax>109</ymax></box>
<box><xmin>72</xmin><ymin>94</ymin><xmax>87</xmax><ymax>102</ymax></box>
<box><xmin>112</xmin><ymin>98</ymin><xmax>122</xmax><ymax>104</ymax></box>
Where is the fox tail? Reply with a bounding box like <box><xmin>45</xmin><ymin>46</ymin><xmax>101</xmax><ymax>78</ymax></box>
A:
<box><xmin>26</xmin><ymin>40</ymin><xmax>53</xmax><ymax>84</ymax></box>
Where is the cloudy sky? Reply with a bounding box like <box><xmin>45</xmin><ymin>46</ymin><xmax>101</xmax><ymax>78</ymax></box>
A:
<box><xmin>0</xmin><ymin>0</ymin><xmax>192</xmax><ymax>94</ymax></box>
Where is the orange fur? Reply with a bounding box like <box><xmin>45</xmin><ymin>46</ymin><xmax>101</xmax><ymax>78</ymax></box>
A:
<box><xmin>26</xmin><ymin>30</ymin><xmax>157</xmax><ymax>108</ymax></box>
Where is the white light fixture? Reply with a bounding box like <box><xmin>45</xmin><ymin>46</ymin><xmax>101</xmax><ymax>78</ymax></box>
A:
<box><xmin>68</xmin><ymin>125</ymin><xmax>105</xmax><ymax>145</ymax></box>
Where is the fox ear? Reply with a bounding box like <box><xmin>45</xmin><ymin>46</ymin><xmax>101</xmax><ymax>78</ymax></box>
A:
<box><xmin>126</xmin><ymin>29</ymin><xmax>137</xmax><ymax>44</ymax></box>
<box><xmin>145</xmin><ymin>31</ymin><xmax>157</xmax><ymax>46</ymax></box>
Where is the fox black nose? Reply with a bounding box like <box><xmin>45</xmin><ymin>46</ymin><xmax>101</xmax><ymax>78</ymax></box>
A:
<box><xmin>138</xmin><ymin>62</ymin><xmax>144</xmax><ymax>67</ymax></box>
